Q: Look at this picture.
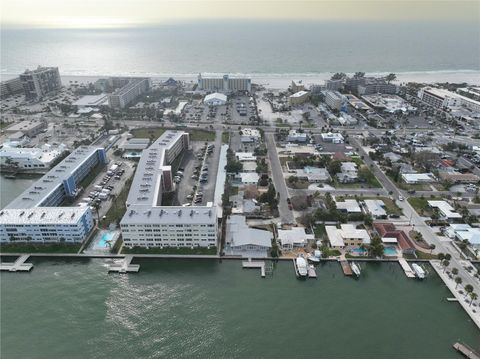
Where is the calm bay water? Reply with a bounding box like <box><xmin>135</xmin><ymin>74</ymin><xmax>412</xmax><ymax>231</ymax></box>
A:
<box><xmin>1</xmin><ymin>21</ymin><xmax>479</xmax><ymax>77</ymax></box>
<box><xmin>1</xmin><ymin>259</ymin><xmax>479</xmax><ymax>358</ymax></box>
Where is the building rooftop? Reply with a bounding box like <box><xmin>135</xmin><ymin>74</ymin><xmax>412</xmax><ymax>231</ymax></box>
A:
<box><xmin>226</xmin><ymin>215</ymin><xmax>272</xmax><ymax>248</ymax></box>
<box><xmin>0</xmin><ymin>206</ymin><xmax>89</xmax><ymax>225</ymax></box>
<box><xmin>126</xmin><ymin>130</ymin><xmax>185</xmax><ymax>208</ymax></box>
<box><xmin>428</xmin><ymin>200</ymin><xmax>462</xmax><ymax>219</ymax></box>
<box><xmin>5</xmin><ymin>146</ymin><xmax>103</xmax><ymax>209</ymax></box>
<box><xmin>278</xmin><ymin>227</ymin><xmax>314</xmax><ymax>246</ymax></box>
<box><xmin>73</xmin><ymin>94</ymin><xmax>108</xmax><ymax>107</ymax></box>
<box><xmin>364</xmin><ymin>199</ymin><xmax>387</xmax><ymax>217</ymax></box>
<box><xmin>289</xmin><ymin>90</ymin><xmax>309</xmax><ymax>98</ymax></box>
<box><xmin>121</xmin><ymin>206</ymin><xmax>216</xmax><ymax>225</ymax></box>
<box><xmin>335</xmin><ymin>199</ymin><xmax>361</xmax><ymax>213</ymax></box>
<box><xmin>5</xmin><ymin>120</ymin><xmax>44</xmax><ymax>134</ymax></box>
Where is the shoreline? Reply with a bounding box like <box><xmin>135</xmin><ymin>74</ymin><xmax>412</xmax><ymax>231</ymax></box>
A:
<box><xmin>1</xmin><ymin>70</ymin><xmax>479</xmax><ymax>89</ymax></box>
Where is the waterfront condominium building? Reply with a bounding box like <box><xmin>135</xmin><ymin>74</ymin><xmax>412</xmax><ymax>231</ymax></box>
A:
<box><xmin>0</xmin><ymin>146</ymin><xmax>107</xmax><ymax>243</ymax></box>
<box><xmin>418</xmin><ymin>87</ymin><xmax>480</xmax><ymax>112</ymax></box>
<box><xmin>120</xmin><ymin>130</ymin><xmax>218</xmax><ymax>249</ymax></box>
<box><xmin>19</xmin><ymin>66</ymin><xmax>62</xmax><ymax>100</ymax></box>
<box><xmin>108</xmin><ymin>77</ymin><xmax>151</xmax><ymax>109</ymax></box>
<box><xmin>325</xmin><ymin>90</ymin><xmax>346</xmax><ymax>111</ymax></box>
<box><xmin>197</xmin><ymin>74</ymin><xmax>251</xmax><ymax>93</ymax></box>
<box><xmin>0</xmin><ymin>77</ymin><xmax>24</xmax><ymax>98</ymax></box>
<box><xmin>0</xmin><ymin>207</ymin><xmax>94</xmax><ymax>243</ymax></box>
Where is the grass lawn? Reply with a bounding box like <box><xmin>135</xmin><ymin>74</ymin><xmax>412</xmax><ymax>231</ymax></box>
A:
<box><xmin>0</xmin><ymin>243</ymin><xmax>81</xmax><ymax>254</ymax></box>
<box><xmin>313</xmin><ymin>224</ymin><xmax>326</xmax><ymax>239</ymax></box>
<box><xmin>222</xmin><ymin>132</ymin><xmax>230</xmax><ymax>144</ymax></box>
<box><xmin>122</xmin><ymin>246</ymin><xmax>217</xmax><ymax>255</ymax></box>
<box><xmin>407</xmin><ymin>196</ymin><xmax>442</xmax><ymax>216</ymax></box>
<box><xmin>100</xmin><ymin>178</ymin><xmax>133</xmax><ymax>227</ymax></box>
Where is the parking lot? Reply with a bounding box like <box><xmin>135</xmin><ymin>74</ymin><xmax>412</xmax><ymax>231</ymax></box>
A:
<box><xmin>174</xmin><ymin>136</ymin><xmax>220</xmax><ymax>206</ymax></box>
<box><xmin>73</xmin><ymin>158</ymin><xmax>135</xmax><ymax>224</ymax></box>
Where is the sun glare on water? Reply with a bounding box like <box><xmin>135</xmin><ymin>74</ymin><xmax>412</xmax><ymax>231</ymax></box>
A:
<box><xmin>49</xmin><ymin>17</ymin><xmax>132</xmax><ymax>29</ymax></box>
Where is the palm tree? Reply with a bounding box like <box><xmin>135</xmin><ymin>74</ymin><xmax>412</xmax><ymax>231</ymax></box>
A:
<box><xmin>464</xmin><ymin>284</ymin><xmax>474</xmax><ymax>298</ymax></box>
<box><xmin>385</xmin><ymin>73</ymin><xmax>397</xmax><ymax>84</ymax></box>
<box><xmin>429</xmin><ymin>244</ymin><xmax>436</xmax><ymax>254</ymax></box>
<box><xmin>438</xmin><ymin>253</ymin><xmax>445</xmax><ymax>261</ymax></box>
<box><xmin>469</xmin><ymin>292</ymin><xmax>478</xmax><ymax>306</ymax></box>
<box><xmin>455</xmin><ymin>276</ymin><xmax>462</xmax><ymax>289</ymax></box>
<box><xmin>442</xmin><ymin>259</ymin><xmax>450</xmax><ymax>272</ymax></box>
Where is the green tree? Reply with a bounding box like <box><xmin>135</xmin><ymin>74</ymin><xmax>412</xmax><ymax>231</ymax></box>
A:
<box><xmin>464</xmin><ymin>284</ymin><xmax>474</xmax><ymax>297</ymax></box>
<box><xmin>331</xmin><ymin>72</ymin><xmax>346</xmax><ymax>80</ymax></box>
<box><xmin>469</xmin><ymin>292</ymin><xmax>478</xmax><ymax>306</ymax></box>
<box><xmin>455</xmin><ymin>276</ymin><xmax>462</xmax><ymax>289</ymax></box>
<box><xmin>442</xmin><ymin>259</ymin><xmax>450</xmax><ymax>272</ymax></box>
<box><xmin>452</xmin><ymin>267</ymin><xmax>458</xmax><ymax>276</ymax></box>
<box><xmin>353</xmin><ymin>72</ymin><xmax>365</xmax><ymax>79</ymax></box>
<box><xmin>328</xmin><ymin>160</ymin><xmax>342</xmax><ymax>176</ymax></box>
<box><xmin>438</xmin><ymin>253</ymin><xmax>445</xmax><ymax>261</ymax></box>
<box><xmin>385</xmin><ymin>73</ymin><xmax>397</xmax><ymax>84</ymax></box>
<box><xmin>444</xmin><ymin>253</ymin><xmax>451</xmax><ymax>261</ymax></box>
<box><xmin>368</xmin><ymin>235</ymin><xmax>384</xmax><ymax>258</ymax></box>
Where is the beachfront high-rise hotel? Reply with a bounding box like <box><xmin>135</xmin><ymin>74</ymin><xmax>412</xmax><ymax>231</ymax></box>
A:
<box><xmin>197</xmin><ymin>74</ymin><xmax>251</xmax><ymax>93</ymax></box>
<box><xmin>19</xmin><ymin>66</ymin><xmax>62</xmax><ymax>101</ymax></box>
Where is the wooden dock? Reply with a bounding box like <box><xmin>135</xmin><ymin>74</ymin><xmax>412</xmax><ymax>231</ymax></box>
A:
<box><xmin>339</xmin><ymin>260</ymin><xmax>352</xmax><ymax>276</ymax></box>
<box><xmin>307</xmin><ymin>265</ymin><xmax>317</xmax><ymax>279</ymax></box>
<box><xmin>0</xmin><ymin>254</ymin><xmax>33</xmax><ymax>272</ymax></box>
<box><xmin>242</xmin><ymin>258</ymin><xmax>266</xmax><ymax>277</ymax></box>
<box><xmin>398</xmin><ymin>258</ymin><xmax>415</xmax><ymax>278</ymax></box>
<box><xmin>108</xmin><ymin>255</ymin><xmax>140</xmax><ymax>273</ymax></box>
<box><xmin>453</xmin><ymin>342</ymin><xmax>480</xmax><ymax>359</ymax></box>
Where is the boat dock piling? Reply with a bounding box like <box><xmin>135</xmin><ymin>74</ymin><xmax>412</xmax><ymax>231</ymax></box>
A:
<box><xmin>108</xmin><ymin>255</ymin><xmax>140</xmax><ymax>273</ymax></box>
<box><xmin>307</xmin><ymin>266</ymin><xmax>317</xmax><ymax>279</ymax></box>
<box><xmin>242</xmin><ymin>258</ymin><xmax>266</xmax><ymax>277</ymax></box>
<box><xmin>0</xmin><ymin>254</ymin><xmax>33</xmax><ymax>272</ymax></box>
<box><xmin>453</xmin><ymin>342</ymin><xmax>480</xmax><ymax>359</ymax></box>
<box><xmin>398</xmin><ymin>258</ymin><xmax>415</xmax><ymax>278</ymax></box>
<box><xmin>339</xmin><ymin>260</ymin><xmax>352</xmax><ymax>276</ymax></box>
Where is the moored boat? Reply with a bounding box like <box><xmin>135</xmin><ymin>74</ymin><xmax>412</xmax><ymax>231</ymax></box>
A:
<box><xmin>351</xmin><ymin>262</ymin><xmax>361</xmax><ymax>277</ymax></box>
<box><xmin>412</xmin><ymin>263</ymin><xmax>426</xmax><ymax>279</ymax></box>
<box><xmin>295</xmin><ymin>256</ymin><xmax>308</xmax><ymax>277</ymax></box>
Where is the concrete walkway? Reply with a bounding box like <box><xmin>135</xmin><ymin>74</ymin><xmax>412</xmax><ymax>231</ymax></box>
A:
<box><xmin>430</xmin><ymin>260</ymin><xmax>480</xmax><ymax>329</ymax></box>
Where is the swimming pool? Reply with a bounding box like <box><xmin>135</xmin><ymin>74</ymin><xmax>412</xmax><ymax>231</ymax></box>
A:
<box><xmin>350</xmin><ymin>247</ymin><xmax>367</xmax><ymax>255</ymax></box>
<box><xmin>96</xmin><ymin>231</ymin><xmax>115</xmax><ymax>249</ymax></box>
<box><xmin>384</xmin><ymin>246</ymin><xmax>398</xmax><ymax>256</ymax></box>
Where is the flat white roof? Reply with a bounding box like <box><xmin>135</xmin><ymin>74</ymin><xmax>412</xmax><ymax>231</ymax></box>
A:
<box><xmin>73</xmin><ymin>94</ymin><xmax>108</xmax><ymax>107</ymax></box>
<box><xmin>278</xmin><ymin>227</ymin><xmax>313</xmax><ymax>245</ymax></box>
<box><xmin>289</xmin><ymin>90</ymin><xmax>309</xmax><ymax>98</ymax></box>
<box><xmin>325</xmin><ymin>226</ymin><xmax>344</xmax><ymax>247</ymax></box>
<box><xmin>428</xmin><ymin>200</ymin><xmax>462</xmax><ymax>219</ymax></box>
<box><xmin>335</xmin><ymin>199</ymin><xmax>361</xmax><ymax>213</ymax></box>
<box><xmin>0</xmin><ymin>206</ymin><xmax>89</xmax><ymax>225</ymax></box>
<box><xmin>364</xmin><ymin>199</ymin><xmax>387</xmax><ymax>217</ymax></box>
<box><xmin>227</xmin><ymin>215</ymin><xmax>272</xmax><ymax>247</ymax></box>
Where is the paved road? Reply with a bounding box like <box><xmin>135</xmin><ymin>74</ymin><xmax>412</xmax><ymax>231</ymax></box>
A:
<box><xmin>265</xmin><ymin>133</ymin><xmax>295</xmax><ymax>224</ymax></box>
<box><xmin>352</xmin><ymin>137</ymin><xmax>480</xmax><ymax>297</ymax></box>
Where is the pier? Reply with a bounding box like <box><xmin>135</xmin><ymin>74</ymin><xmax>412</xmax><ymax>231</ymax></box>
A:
<box><xmin>398</xmin><ymin>258</ymin><xmax>415</xmax><ymax>278</ymax></box>
<box><xmin>242</xmin><ymin>258</ymin><xmax>267</xmax><ymax>277</ymax></box>
<box><xmin>0</xmin><ymin>254</ymin><xmax>33</xmax><ymax>272</ymax></box>
<box><xmin>453</xmin><ymin>342</ymin><xmax>480</xmax><ymax>359</ymax></box>
<box><xmin>307</xmin><ymin>265</ymin><xmax>317</xmax><ymax>279</ymax></box>
<box><xmin>108</xmin><ymin>255</ymin><xmax>140</xmax><ymax>273</ymax></box>
<box><xmin>339</xmin><ymin>260</ymin><xmax>352</xmax><ymax>276</ymax></box>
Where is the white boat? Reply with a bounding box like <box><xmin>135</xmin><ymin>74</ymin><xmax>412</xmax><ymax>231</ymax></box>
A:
<box><xmin>307</xmin><ymin>254</ymin><xmax>320</xmax><ymax>263</ymax></box>
<box><xmin>412</xmin><ymin>263</ymin><xmax>426</xmax><ymax>279</ymax></box>
<box><xmin>296</xmin><ymin>256</ymin><xmax>308</xmax><ymax>277</ymax></box>
<box><xmin>351</xmin><ymin>262</ymin><xmax>361</xmax><ymax>277</ymax></box>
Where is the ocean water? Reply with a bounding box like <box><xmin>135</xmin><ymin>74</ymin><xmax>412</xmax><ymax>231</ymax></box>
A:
<box><xmin>1</xmin><ymin>259</ymin><xmax>479</xmax><ymax>359</ymax></box>
<box><xmin>1</xmin><ymin>21</ymin><xmax>479</xmax><ymax>78</ymax></box>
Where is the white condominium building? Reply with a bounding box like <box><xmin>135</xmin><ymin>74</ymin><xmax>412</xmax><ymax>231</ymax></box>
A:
<box><xmin>0</xmin><ymin>146</ymin><xmax>106</xmax><ymax>243</ymax></box>
<box><xmin>418</xmin><ymin>87</ymin><xmax>480</xmax><ymax>112</ymax></box>
<box><xmin>325</xmin><ymin>90</ymin><xmax>346</xmax><ymax>111</ymax></box>
<box><xmin>108</xmin><ymin>78</ymin><xmax>151</xmax><ymax>109</ymax></box>
<box><xmin>197</xmin><ymin>74</ymin><xmax>251</xmax><ymax>93</ymax></box>
<box><xmin>120</xmin><ymin>130</ymin><xmax>218</xmax><ymax>249</ymax></box>
<box><xmin>19</xmin><ymin>66</ymin><xmax>62</xmax><ymax>100</ymax></box>
<box><xmin>0</xmin><ymin>207</ymin><xmax>94</xmax><ymax>243</ymax></box>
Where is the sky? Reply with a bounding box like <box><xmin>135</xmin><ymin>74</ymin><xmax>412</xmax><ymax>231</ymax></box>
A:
<box><xmin>1</xmin><ymin>0</ymin><xmax>479</xmax><ymax>28</ymax></box>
